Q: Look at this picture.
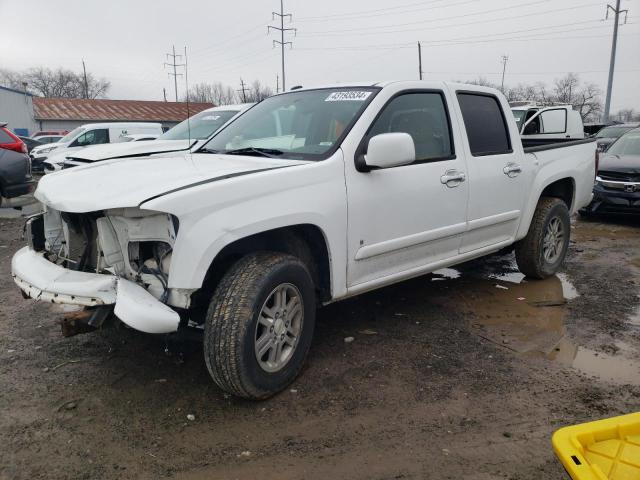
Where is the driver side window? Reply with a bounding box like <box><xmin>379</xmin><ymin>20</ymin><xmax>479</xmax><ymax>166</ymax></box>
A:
<box><xmin>71</xmin><ymin>128</ymin><xmax>109</xmax><ymax>147</ymax></box>
<box><xmin>368</xmin><ymin>92</ymin><xmax>454</xmax><ymax>162</ymax></box>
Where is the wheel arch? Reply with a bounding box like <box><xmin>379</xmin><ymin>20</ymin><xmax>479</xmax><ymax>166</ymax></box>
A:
<box><xmin>516</xmin><ymin>175</ymin><xmax>576</xmax><ymax>240</ymax></box>
<box><xmin>189</xmin><ymin>223</ymin><xmax>332</xmax><ymax>322</ymax></box>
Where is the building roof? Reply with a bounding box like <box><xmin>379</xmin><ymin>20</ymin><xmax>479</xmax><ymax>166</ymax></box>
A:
<box><xmin>33</xmin><ymin>97</ymin><xmax>213</xmax><ymax>122</ymax></box>
<box><xmin>0</xmin><ymin>85</ymin><xmax>33</xmax><ymax>96</ymax></box>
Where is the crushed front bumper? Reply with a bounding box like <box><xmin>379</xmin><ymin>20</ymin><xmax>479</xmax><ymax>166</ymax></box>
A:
<box><xmin>11</xmin><ymin>247</ymin><xmax>180</xmax><ymax>334</ymax></box>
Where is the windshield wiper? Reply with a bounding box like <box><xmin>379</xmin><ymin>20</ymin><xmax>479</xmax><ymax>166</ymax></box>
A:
<box><xmin>223</xmin><ymin>147</ymin><xmax>285</xmax><ymax>158</ymax></box>
<box><xmin>200</xmin><ymin>147</ymin><xmax>221</xmax><ymax>154</ymax></box>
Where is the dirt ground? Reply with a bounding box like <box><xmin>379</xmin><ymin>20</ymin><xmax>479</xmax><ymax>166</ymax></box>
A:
<box><xmin>1</xmin><ymin>204</ymin><xmax>639</xmax><ymax>480</ymax></box>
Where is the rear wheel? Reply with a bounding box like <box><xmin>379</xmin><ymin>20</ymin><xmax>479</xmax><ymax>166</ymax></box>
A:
<box><xmin>515</xmin><ymin>197</ymin><xmax>570</xmax><ymax>279</ymax></box>
<box><xmin>203</xmin><ymin>252</ymin><xmax>316</xmax><ymax>399</ymax></box>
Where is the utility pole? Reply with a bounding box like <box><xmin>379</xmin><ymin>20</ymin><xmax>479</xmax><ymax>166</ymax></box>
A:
<box><xmin>500</xmin><ymin>55</ymin><xmax>509</xmax><ymax>92</ymax></box>
<box><xmin>417</xmin><ymin>42</ymin><xmax>423</xmax><ymax>80</ymax></box>
<box><xmin>276</xmin><ymin>74</ymin><xmax>280</xmax><ymax>94</ymax></box>
<box><xmin>237</xmin><ymin>78</ymin><xmax>248</xmax><ymax>102</ymax></box>
<box><xmin>603</xmin><ymin>0</ymin><xmax>629</xmax><ymax>123</ymax></box>
<box><xmin>268</xmin><ymin>0</ymin><xmax>296</xmax><ymax>92</ymax></box>
<box><xmin>164</xmin><ymin>45</ymin><xmax>184</xmax><ymax>102</ymax></box>
<box><xmin>81</xmin><ymin>60</ymin><xmax>89</xmax><ymax>99</ymax></box>
<box><xmin>163</xmin><ymin>88</ymin><xmax>167</xmax><ymax>102</ymax></box>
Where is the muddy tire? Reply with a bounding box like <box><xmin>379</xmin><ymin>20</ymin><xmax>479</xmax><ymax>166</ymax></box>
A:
<box><xmin>203</xmin><ymin>252</ymin><xmax>316</xmax><ymax>400</ymax></box>
<box><xmin>515</xmin><ymin>197</ymin><xmax>570</xmax><ymax>279</ymax></box>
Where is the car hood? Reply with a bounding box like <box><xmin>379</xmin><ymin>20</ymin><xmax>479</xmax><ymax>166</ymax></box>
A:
<box><xmin>32</xmin><ymin>143</ymin><xmax>67</xmax><ymax>155</ymax></box>
<box><xmin>35</xmin><ymin>153</ymin><xmax>306</xmax><ymax>213</ymax></box>
<box><xmin>66</xmin><ymin>139</ymin><xmax>199</xmax><ymax>162</ymax></box>
<box><xmin>598</xmin><ymin>154</ymin><xmax>640</xmax><ymax>174</ymax></box>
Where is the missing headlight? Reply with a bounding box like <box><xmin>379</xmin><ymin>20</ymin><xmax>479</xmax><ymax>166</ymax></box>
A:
<box><xmin>129</xmin><ymin>241</ymin><xmax>173</xmax><ymax>302</ymax></box>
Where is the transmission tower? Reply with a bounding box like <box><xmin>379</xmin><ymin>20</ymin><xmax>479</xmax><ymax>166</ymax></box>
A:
<box><xmin>164</xmin><ymin>45</ymin><xmax>184</xmax><ymax>102</ymax></box>
<box><xmin>268</xmin><ymin>0</ymin><xmax>296</xmax><ymax>92</ymax></box>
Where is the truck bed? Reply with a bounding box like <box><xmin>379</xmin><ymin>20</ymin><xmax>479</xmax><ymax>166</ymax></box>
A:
<box><xmin>522</xmin><ymin>137</ymin><xmax>595</xmax><ymax>153</ymax></box>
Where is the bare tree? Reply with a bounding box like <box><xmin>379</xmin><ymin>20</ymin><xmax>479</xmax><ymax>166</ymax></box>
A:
<box><xmin>245</xmin><ymin>80</ymin><xmax>273</xmax><ymax>103</ymax></box>
<box><xmin>185</xmin><ymin>82</ymin><xmax>237</xmax><ymax>105</ymax></box>
<box><xmin>463</xmin><ymin>73</ymin><xmax>603</xmax><ymax>122</ymax></box>
<box><xmin>0</xmin><ymin>67</ymin><xmax>109</xmax><ymax>98</ymax></box>
<box><xmin>612</xmin><ymin>108</ymin><xmax>640</xmax><ymax>122</ymax></box>
<box><xmin>185</xmin><ymin>80</ymin><xmax>272</xmax><ymax>105</ymax></box>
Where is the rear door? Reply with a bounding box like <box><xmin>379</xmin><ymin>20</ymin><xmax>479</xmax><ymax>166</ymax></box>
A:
<box><xmin>452</xmin><ymin>89</ymin><xmax>530</xmax><ymax>253</ymax></box>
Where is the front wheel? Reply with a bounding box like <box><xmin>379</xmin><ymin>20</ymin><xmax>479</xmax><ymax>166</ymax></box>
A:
<box><xmin>203</xmin><ymin>252</ymin><xmax>316</xmax><ymax>399</ymax></box>
<box><xmin>515</xmin><ymin>197</ymin><xmax>570</xmax><ymax>279</ymax></box>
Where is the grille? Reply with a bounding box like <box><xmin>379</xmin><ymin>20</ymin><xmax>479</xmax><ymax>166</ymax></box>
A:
<box><xmin>599</xmin><ymin>170</ymin><xmax>640</xmax><ymax>183</ymax></box>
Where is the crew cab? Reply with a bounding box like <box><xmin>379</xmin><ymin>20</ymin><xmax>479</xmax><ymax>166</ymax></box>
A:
<box><xmin>12</xmin><ymin>81</ymin><xmax>596</xmax><ymax>399</ymax></box>
<box><xmin>511</xmin><ymin>103</ymin><xmax>585</xmax><ymax>140</ymax></box>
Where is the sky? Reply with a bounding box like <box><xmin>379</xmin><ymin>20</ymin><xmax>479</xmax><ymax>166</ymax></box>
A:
<box><xmin>1</xmin><ymin>0</ymin><xmax>638</xmax><ymax>112</ymax></box>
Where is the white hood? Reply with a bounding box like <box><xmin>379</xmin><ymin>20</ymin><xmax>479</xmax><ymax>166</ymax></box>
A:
<box><xmin>35</xmin><ymin>153</ymin><xmax>304</xmax><ymax>213</ymax></box>
<box><xmin>65</xmin><ymin>139</ymin><xmax>198</xmax><ymax>162</ymax></box>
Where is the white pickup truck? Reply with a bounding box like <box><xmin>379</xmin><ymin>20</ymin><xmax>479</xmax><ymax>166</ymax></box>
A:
<box><xmin>12</xmin><ymin>81</ymin><xmax>596</xmax><ymax>399</ymax></box>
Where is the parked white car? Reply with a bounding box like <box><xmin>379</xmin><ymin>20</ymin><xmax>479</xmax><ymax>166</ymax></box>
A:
<box><xmin>13</xmin><ymin>81</ymin><xmax>596</xmax><ymax>399</ymax></box>
<box><xmin>60</xmin><ymin>104</ymin><xmax>253</xmax><ymax>169</ymax></box>
<box><xmin>511</xmin><ymin>103</ymin><xmax>584</xmax><ymax>140</ymax></box>
<box><xmin>30</xmin><ymin>122</ymin><xmax>163</xmax><ymax>172</ymax></box>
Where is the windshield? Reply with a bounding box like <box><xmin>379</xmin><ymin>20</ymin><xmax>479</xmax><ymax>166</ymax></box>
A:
<box><xmin>595</xmin><ymin>126</ymin><xmax>633</xmax><ymax>139</ymax></box>
<box><xmin>201</xmin><ymin>87</ymin><xmax>379</xmax><ymax>160</ymax></box>
<box><xmin>161</xmin><ymin>109</ymin><xmax>239</xmax><ymax>140</ymax></box>
<box><xmin>59</xmin><ymin>127</ymin><xmax>85</xmax><ymax>144</ymax></box>
<box><xmin>512</xmin><ymin>110</ymin><xmax>526</xmax><ymax>129</ymax></box>
<box><xmin>607</xmin><ymin>130</ymin><xmax>640</xmax><ymax>156</ymax></box>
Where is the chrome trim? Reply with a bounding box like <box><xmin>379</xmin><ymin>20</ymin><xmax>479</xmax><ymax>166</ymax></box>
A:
<box><xmin>596</xmin><ymin>176</ymin><xmax>640</xmax><ymax>191</ymax></box>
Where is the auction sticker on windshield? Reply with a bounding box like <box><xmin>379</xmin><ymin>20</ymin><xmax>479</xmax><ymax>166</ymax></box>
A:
<box><xmin>325</xmin><ymin>91</ymin><xmax>372</xmax><ymax>101</ymax></box>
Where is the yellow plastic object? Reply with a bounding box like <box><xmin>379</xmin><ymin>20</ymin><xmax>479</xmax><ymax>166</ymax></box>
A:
<box><xmin>552</xmin><ymin>412</ymin><xmax>640</xmax><ymax>480</ymax></box>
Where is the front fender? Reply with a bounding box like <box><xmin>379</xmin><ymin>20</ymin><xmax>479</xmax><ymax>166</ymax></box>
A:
<box><xmin>143</xmin><ymin>154</ymin><xmax>348</xmax><ymax>299</ymax></box>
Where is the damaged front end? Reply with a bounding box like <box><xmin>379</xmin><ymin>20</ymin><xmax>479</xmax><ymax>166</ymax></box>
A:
<box><xmin>13</xmin><ymin>206</ymin><xmax>191</xmax><ymax>334</ymax></box>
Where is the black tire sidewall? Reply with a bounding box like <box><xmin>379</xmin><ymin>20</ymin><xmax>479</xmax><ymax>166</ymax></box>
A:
<box><xmin>240</xmin><ymin>260</ymin><xmax>316</xmax><ymax>394</ymax></box>
<box><xmin>538</xmin><ymin>202</ymin><xmax>570</xmax><ymax>276</ymax></box>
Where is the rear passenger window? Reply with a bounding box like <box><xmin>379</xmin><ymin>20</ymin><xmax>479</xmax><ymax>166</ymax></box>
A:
<box><xmin>457</xmin><ymin>93</ymin><xmax>512</xmax><ymax>156</ymax></box>
<box><xmin>368</xmin><ymin>92</ymin><xmax>454</xmax><ymax>162</ymax></box>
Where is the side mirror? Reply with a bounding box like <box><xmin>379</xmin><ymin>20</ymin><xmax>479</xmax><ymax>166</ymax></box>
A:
<box><xmin>364</xmin><ymin>132</ymin><xmax>415</xmax><ymax>170</ymax></box>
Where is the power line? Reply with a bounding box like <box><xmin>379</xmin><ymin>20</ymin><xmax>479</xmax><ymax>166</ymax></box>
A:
<box><xmin>293</xmin><ymin>22</ymin><xmax>638</xmax><ymax>52</ymax></box>
<box><xmin>268</xmin><ymin>0</ymin><xmax>296</xmax><ymax>92</ymax></box>
<box><xmin>297</xmin><ymin>0</ymin><xmax>555</xmax><ymax>36</ymax></box>
<box><xmin>164</xmin><ymin>45</ymin><xmax>184</xmax><ymax>102</ymax></box>
<box><xmin>603</xmin><ymin>0</ymin><xmax>630</xmax><ymax>123</ymax></box>
<box><xmin>297</xmin><ymin>0</ymin><xmax>467</xmax><ymax>22</ymax></box>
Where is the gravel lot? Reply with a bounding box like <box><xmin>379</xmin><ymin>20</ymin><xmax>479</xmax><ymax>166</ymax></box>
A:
<box><xmin>1</xmin><ymin>203</ymin><xmax>639</xmax><ymax>480</ymax></box>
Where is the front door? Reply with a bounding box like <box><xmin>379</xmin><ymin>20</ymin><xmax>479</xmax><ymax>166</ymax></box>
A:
<box><xmin>345</xmin><ymin>88</ymin><xmax>469</xmax><ymax>288</ymax></box>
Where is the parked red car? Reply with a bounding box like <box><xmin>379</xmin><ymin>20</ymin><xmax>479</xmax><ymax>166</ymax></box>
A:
<box><xmin>0</xmin><ymin>123</ymin><xmax>28</xmax><ymax>154</ymax></box>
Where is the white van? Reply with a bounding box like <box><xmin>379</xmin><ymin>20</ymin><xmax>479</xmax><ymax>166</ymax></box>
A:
<box><xmin>30</xmin><ymin>122</ymin><xmax>162</xmax><ymax>172</ymax></box>
<box><xmin>511</xmin><ymin>103</ymin><xmax>584</xmax><ymax>140</ymax></box>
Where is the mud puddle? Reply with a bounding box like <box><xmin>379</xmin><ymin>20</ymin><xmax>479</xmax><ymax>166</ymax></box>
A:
<box><xmin>432</xmin><ymin>257</ymin><xmax>640</xmax><ymax>386</ymax></box>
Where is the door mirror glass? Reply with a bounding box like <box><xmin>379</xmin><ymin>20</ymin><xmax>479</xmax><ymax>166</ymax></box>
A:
<box><xmin>364</xmin><ymin>132</ymin><xmax>415</xmax><ymax>169</ymax></box>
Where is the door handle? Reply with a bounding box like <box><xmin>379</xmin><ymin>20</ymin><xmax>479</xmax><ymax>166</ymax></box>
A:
<box><xmin>503</xmin><ymin>163</ymin><xmax>522</xmax><ymax>178</ymax></box>
<box><xmin>440</xmin><ymin>169</ymin><xmax>466</xmax><ymax>187</ymax></box>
